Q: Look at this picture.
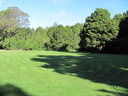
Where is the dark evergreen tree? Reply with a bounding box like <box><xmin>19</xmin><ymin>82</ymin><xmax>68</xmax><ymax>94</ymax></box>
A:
<box><xmin>25</xmin><ymin>27</ymin><xmax>50</xmax><ymax>50</ymax></box>
<box><xmin>80</xmin><ymin>8</ymin><xmax>119</xmax><ymax>52</ymax></box>
<box><xmin>118</xmin><ymin>12</ymin><xmax>128</xmax><ymax>39</ymax></box>
<box><xmin>113</xmin><ymin>14</ymin><xmax>123</xmax><ymax>24</ymax></box>
<box><xmin>71</xmin><ymin>23</ymin><xmax>83</xmax><ymax>50</ymax></box>
<box><xmin>116</xmin><ymin>11</ymin><xmax>128</xmax><ymax>53</ymax></box>
<box><xmin>47</xmin><ymin>24</ymin><xmax>82</xmax><ymax>51</ymax></box>
<box><xmin>103</xmin><ymin>11</ymin><xmax>128</xmax><ymax>54</ymax></box>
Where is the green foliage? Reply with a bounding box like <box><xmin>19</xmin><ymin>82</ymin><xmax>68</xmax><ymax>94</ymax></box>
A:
<box><xmin>103</xmin><ymin>11</ymin><xmax>128</xmax><ymax>54</ymax></box>
<box><xmin>113</xmin><ymin>14</ymin><xmax>123</xmax><ymax>24</ymax></box>
<box><xmin>2</xmin><ymin>28</ymin><xmax>32</xmax><ymax>49</ymax></box>
<box><xmin>117</xmin><ymin>12</ymin><xmax>128</xmax><ymax>53</ymax></box>
<box><xmin>80</xmin><ymin>8</ymin><xmax>119</xmax><ymax>52</ymax></box>
<box><xmin>47</xmin><ymin>24</ymin><xmax>82</xmax><ymax>51</ymax></box>
<box><xmin>71</xmin><ymin>23</ymin><xmax>83</xmax><ymax>50</ymax></box>
<box><xmin>24</xmin><ymin>27</ymin><xmax>50</xmax><ymax>50</ymax></box>
<box><xmin>0</xmin><ymin>7</ymin><xmax>29</xmax><ymax>41</ymax></box>
<box><xmin>2</xmin><ymin>27</ymin><xmax>50</xmax><ymax>50</ymax></box>
<box><xmin>118</xmin><ymin>12</ymin><xmax>128</xmax><ymax>39</ymax></box>
<box><xmin>47</xmin><ymin>25</ymin><xmax>69</xmax><ymax>51</ymax></box>
<box><xmin>0</xmin><ymin>6</ymin><xmax>128</xmax><ymax>54</ymax></box>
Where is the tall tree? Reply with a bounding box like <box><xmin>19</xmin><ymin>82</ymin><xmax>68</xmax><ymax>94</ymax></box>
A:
<box><xmin>47</xmin><ymin>25</ymin><xmax>68</xmax><ymax>51</ymax></box>
<box><xmin>47</xmin><ymin>24</ymin><xmax>81</xmax><ymax>51</ymax></box>
<box><xmin>113</xmin><ymin>14</ymin><xmax>123</xmax><ymax>24</ymax></box>
<box><xmin>102</xmin><ymin>11</ymin><xmax>128</xmax><ymax>54</ymax></box>
<box><xmin>26</xmin><ymin>27</ymin><xmax>50</xmax><ymax>50</ymax></box>
<box><xmin>71</xmin><ymin>23</ymin><xmax>83</xmax><ymax>50</ymax></box>
<box><xmin>118</xmin><ymin>11</ymin><xmax>128</xmax><ymax>39</ymax></box>
<box><xmin>2</xmin><ymin>28</ymin><xmax>33</xmax><ymax>50</ymax></box>
<box><xmin>0</xmin><ymin>7</ymin><xmax>29</xmax><ymax>40</ymax></box>
<box><xmin>115</xmin><ymin>11</ymin><xmax>128</xmax><ymax>53</ymax></box>
<box><xmin>79</xmin><ymin>8</ymin><xmax>118</xmax><ymax>52</ymax></box>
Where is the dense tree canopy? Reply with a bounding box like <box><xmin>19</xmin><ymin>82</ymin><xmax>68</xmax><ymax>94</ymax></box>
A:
<box><xmin>79</xmin><ymin>8</ymin><xmax>119</xmax><ymax>52</ymax></box>
<box><xmin>47</xmin><ymin>24</ymin><xmax>82</xmax><ymax>51</ymax></box>
<box><xmin>118</xmin><ymin>12</ymin><xmax>128</xmax><ymax>39</ymax></box>
<box><xmin>113</xmin><ymin>14</ymin><xmax>123</xmax><ymax>24</ymax></box>
<box><xmin>2</xmin><ymin>27</ymin><xmax>50</xmax><ymax>50</ymax></box>
<box><xmin>103</xmin><ymin>11</ymin><xmax>128</xmax><ymax>54</ymax></box>
<box><xmin>0</xmin><ymin>6</ymin><xmax>128</xmax><ymax>54</ymax></box>
<box><xmin>0</xmin><ymin>7</ymin><xmax>29</xmax><ymax>40</ymax></box>
<box><xmin>2</xmin><ymin>28</ymin><xmax>33</xmax><ymax>49</ymax></box>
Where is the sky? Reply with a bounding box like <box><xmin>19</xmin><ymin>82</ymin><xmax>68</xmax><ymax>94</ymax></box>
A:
<box><xmin>0</xmin><ymin>0</ymin><xmax>128</xmax><ymax>29</ymax></box>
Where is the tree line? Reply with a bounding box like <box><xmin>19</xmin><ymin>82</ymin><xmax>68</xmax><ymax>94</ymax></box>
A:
<box><xmin>0</xmin><ymin>7</ymin><xmax>128</xmax><ymax>54</ymax></box>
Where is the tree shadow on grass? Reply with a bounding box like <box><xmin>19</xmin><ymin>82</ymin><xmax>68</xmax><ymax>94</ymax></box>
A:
<box><xmin>0</xmin><ymin>84</ymin><xmax>31</xmax><ymax>96</ymax></box>
<box><xmin>31</xmin><ymin>53</ymin><xmax>128</xmax><ymax>89</ymax></box>
<box><xmin>97</xmin><ymin>89</ymin><xmax>128</xmax><ymax>96</ymax></box>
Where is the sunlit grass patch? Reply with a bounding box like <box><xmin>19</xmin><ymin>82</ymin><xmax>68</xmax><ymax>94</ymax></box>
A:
<box><xmin>0</xmin><ymin>51</ymin><xmax>127</xmax><ymax>96</ymax></box>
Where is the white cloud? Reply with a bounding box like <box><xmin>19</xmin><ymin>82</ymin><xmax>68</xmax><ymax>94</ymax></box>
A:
<box><xmin>0</xmin><ymin>0</ymin><xmax>5</xmax><ymax>6</ymax></box>
<box><xmin>0</xmin><ymin>0</ymin><xmax>2</xmax><ymax>6</ymax></box>
<box><xmin>57</xmin><ymin>10</ymin><xmax>69</xmax><ymax>17</ymax></box>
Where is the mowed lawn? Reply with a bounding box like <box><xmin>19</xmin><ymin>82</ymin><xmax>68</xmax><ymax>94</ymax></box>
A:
<box><xmin>0</xmin><ymin>51</ymin><xmax>128</xmax><ymax>96</ymax></box>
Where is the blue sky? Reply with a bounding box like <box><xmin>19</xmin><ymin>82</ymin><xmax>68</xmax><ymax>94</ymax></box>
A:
<box><xmin>0</xmin><ymin>0</ymin><xmax>128</xmax><ymax>29</ymax></box>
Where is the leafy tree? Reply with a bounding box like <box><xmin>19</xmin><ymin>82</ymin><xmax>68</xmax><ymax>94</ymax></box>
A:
<box><xmin>116</xmin><ymin>11</ymin><xmax>128</xmax><ymax>53</ymax></box>
<box><xmin>71</xmin><ymin>23</ymin><xmax>83</xmax><ymax>50</ymax></box>
<box><xmin>103</xmin><ymin>11</ymin><xmax>128</xmax><ymax>54</ymax></box>
<box><xmin>118</xmin><ymin>11</ymin><xmax>128</xmax><ymax>39</ymax></box>
<box><xmin>2</xmin><ymin>27</ymin><xmax>50</xmax><ymax>50</ymax></box>
<box><xmin>0</xmin><ymin>7</ymin><xmax>29</xmax><ymax>40</ymax></box>
<box><xmin>113</xmin><ymin>14</ymin><xmax>123</xmax><ymax>24</ymax></box>
<box><xmin>79</xmin><ymin>8</ymin><xmax>119</xmax><ymax>52</ymax></box>
<box><xmin>2</xmin><ymin>28</ymin><xmax>33</xmax><ymax>50</ymax></box>
<box><xmin>47</xmin><ymin>24</ymin><xmax>82</xmax><ymax>51</ymax></box>
<box><xmin>47</xmin><ymin>25</ymin><xmax>68</xmax><ymax>51</ymax></box>
<box><xmin>53</xmin><ymin>22</ymin><xmax>58</xmax><ymax>26</ymax></box>
<box><xmin>24</xmin><ymin>27</ymin><xmax>50</xmax><ymax>50</ymax></box>
<box><xmin>64</xmin><ymin>25</ymin><xmax>79</xmax><ymax>51</ymax></box>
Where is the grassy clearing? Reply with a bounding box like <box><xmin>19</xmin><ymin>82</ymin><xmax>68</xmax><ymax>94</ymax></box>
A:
<box><xmin>0</xmin><ymin>51</ymin><xmax>128</xmax><ymax>96</ymax></box>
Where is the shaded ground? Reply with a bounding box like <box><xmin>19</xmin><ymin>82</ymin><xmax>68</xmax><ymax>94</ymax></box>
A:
<box><xmin>0</xmin><ymin>84</ymin><xmax>31</xmax><ymax>96</ymax></box>
<box><xmin>31</xmin><ymin>53</ymin><xmax>128</xmax><ymax>89</ymax></box>
<box><xmin>97</xmin><ymin>89</ymin><xmax>128</xmax><ymax>96</ymax></box>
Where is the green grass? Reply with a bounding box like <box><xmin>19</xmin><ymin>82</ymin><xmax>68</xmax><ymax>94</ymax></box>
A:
<box><xmin>0</xmin><ymin>50</ymin><xmax>128</xmax><ymax>96</ymax></box>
